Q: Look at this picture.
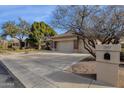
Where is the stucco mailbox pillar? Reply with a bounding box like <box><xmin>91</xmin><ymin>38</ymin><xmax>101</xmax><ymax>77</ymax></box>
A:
<box><xmin>96</xmin><ymin>44</ymin><xmax>121</xmax><ymax>87</ymax></box>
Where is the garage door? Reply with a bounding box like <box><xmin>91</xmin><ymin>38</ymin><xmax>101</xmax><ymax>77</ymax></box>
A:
<box><xmin>57</xmin><ymin>41</ymin><xmax>74</xmax><ymax>52</ymax></box>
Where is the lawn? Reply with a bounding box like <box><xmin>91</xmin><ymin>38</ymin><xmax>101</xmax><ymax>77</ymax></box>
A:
<box><xmin>0</xmin><ymin>48</ymin><xmax>39</xmax><ymax>55</ymax></box>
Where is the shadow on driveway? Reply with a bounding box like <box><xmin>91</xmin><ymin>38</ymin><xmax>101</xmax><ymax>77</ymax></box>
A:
<box><xmin>45</xmin><ymin>71</ymin><xmax>92</xmax><ymax>84</ymax></box>
<box><xmin>45</xmin><ymin>71</ymin><xmax>112</xmax><ymax>87</ymax></box>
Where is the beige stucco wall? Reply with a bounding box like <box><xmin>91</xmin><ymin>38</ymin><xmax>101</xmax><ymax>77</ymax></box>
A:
<box><xmin>96</xmin><ymin>44</ymin><xmax>121</xmax><ymax>63</ymax></box>
<box><xmin>96</xmin><ymin>62</ymin><xmax>119</xmax><ymax>86</ymax></box>
<box><xmin>96</xmin><ymin>44</ymin><xmax>121</xmax><ymax>87</ymax></box>
<box><xmin>52</xmin><ymin>37</ymin><xmax>77</xmax><ymax>42</ymax></box>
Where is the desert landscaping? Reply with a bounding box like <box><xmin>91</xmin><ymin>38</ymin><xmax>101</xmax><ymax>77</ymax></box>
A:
<box><xmin>0</xmin><ymin>5</ymin><xmax>124</xmax><ymax>88</ymax></box>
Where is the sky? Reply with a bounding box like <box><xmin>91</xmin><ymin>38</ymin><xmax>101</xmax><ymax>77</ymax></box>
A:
<box><xmin>0</xmin><ymin>5</ymin><xmax>64</xmax><ymax>35</ymax></box>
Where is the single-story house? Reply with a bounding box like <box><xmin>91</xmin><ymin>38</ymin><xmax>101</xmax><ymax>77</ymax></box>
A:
<box><xmin>9</xmin><ymin>38</ymin><xmax>26</xmax><ymax>49</ymax></box>
<box><xmin>51</xmin><ymin>31</ymin><xmax>89</xmax><ymax>53</ymax></box>
<box><xmin>51</xmin><ymin>31</ymin><xmax>124</xmax><ymax>53</ymax></box>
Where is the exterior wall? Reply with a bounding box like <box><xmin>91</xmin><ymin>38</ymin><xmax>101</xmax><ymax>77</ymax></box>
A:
<box><xmin>96</xmin><ymin>62</ymin><xmax>119</xmax><ymax>86</ymax></box>
<box><xmin>52</xmin><ymin>37</ymin><xmax>77</xmax><ymax>42</ymax></box>
<box><xmin>78</xmin><ymin>39</ymin><xmax>89</xmax><ymax>53</ymax></box>
<box><xmin>96</xmin><ymin>45</ymin><xmax>121</xmax><ymax>63</ymax></box>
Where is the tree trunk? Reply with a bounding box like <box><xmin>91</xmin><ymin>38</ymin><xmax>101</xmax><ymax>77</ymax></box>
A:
<box><xmin>38</xmin><ymin>43</ymin><xmax>41</xmax><ymax>50</ymax></box>
<box><xmin>75</xmin><ymin>33</ymin><xmax>96</xmax><ymax>58</ymax></box>
<box><xmin>19</xmin><ymin>40</ymin><xmax>23</xmax><ymax>49</ymax></box>
<box><xmin>82</xmin><ymin>39</ymin><xmax>96</xmax><ymax>58</ymax></box>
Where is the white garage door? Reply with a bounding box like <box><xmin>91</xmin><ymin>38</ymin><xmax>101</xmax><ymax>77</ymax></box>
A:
<box><xmin>57</xmin><ymin>41</ymin><xmax>74</xmax><ymax>52</ymax></box>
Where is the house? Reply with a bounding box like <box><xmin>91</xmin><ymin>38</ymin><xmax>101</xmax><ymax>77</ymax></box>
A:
<box><xmin>9</xmin><ymin>38</ymin><xmax>25</xmax><ymax>49</ymax></box>
<box><xmin>11</xmin><ymin>38</ymin><xmax>20</xmax><ymax>46</ymax></box>
<box><xmin>0</xmin><ymin>39</ymin><xmax>8</xmax><ymax>49</ymax></box>
<box><xmin>51</xmin><ymin>30</ymin><xmax>124</xmax><ymax>53</ymax></box>
<box><xmin>51</xmin><ymin>31</ymin><xmax>89</xmax><ymax>53</ymax></box>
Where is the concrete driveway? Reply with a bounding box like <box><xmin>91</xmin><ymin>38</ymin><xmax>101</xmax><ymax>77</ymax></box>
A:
<box><xmin>0</xmin><ymin>51</ymin><xmax>111</xmax><ymax>88</ymax></box>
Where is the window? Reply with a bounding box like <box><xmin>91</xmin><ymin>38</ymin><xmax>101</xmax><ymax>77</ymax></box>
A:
<box><xmin>74</xmin><ymin>40</ymin><xmax>78</xmax><ymax>49</ymax></box>
<box><xmin>121</xmin><ymin>43</ymin><xmax>124</xmax><ymax>48</ymax></box>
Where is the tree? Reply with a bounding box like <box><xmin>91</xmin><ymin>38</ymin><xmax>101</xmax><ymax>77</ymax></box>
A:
<box><xmin>2</xmin><ymin>18</ymin><xmax>31</xmax><ymax>49</ymax></box>
<box><xmin>30</xmin><ymin>21</ymin><xmax>56</xmax><ymax>50</ymax></box>
<box><xmin>16</xmin><ymin>18</ymin><xmax>31</xmax><ymax>49</ymax></box>
<box><xmin>30</xmin><ymin>24</ymin><xmax>45</xmax><ymax>50</ymax></box>
<box><xmin>2</xmin><ymin>21</ymin><xmax>18</xmax><ymax>38</ymax></box>
<box><xmin>52</xmin><ymin>5</ymin><xmax>124</xmax><ymax>57</ymax></box>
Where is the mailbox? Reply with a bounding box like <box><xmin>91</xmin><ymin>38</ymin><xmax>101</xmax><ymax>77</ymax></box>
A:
<box><xmin>95</xmin><ymin>44</ymin><xmax>121</xmax><ymax>87</ymax></box>
<box><xmin>104</xmin><ymin>53</ymin><xmax>110</xmax><ymax>60</ymax></box>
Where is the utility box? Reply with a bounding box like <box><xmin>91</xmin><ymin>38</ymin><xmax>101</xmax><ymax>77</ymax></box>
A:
<box><xmin>96</xmin><ymin>44</ymin><xmax>121</xmax><ymax>87</ymax></box>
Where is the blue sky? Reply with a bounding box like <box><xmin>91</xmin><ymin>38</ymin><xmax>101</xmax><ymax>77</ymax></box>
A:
<box><xmin>0</xmin><ymin>5</ymin><xmax>64</xmax><ymax>34</ymax></box>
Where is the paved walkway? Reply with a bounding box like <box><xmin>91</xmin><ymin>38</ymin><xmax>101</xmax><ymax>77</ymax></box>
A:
<box><xmin>0</xmin><ymin>52</ymin><xmax>112</xmax><ymax>88</ymax></box>
<box><xmin>0</xmin><ymin>63</ymin><xmax>16</xmax><ymax>88</ymax></box>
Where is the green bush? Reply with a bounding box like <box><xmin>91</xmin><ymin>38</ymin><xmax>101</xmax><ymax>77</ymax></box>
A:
<box><xmin>0</xmin><ymin>45</ymin><xmax>3</xmax><ymax>49</ymax></box>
